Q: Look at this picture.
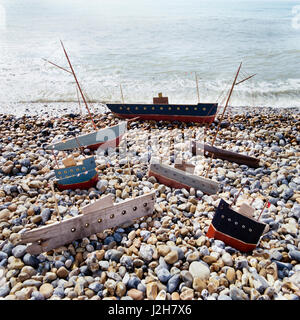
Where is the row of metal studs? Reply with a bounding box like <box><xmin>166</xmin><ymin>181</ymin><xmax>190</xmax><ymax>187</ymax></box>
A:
<box><xmin>69</xmin><ymin>203</ymin><xmax>148</xmax><ymax>233</ymax></box>
<box><xmin>220</xmin><ymin>215</ymin><xmax>253</xmax><ymax>232</ymax></box>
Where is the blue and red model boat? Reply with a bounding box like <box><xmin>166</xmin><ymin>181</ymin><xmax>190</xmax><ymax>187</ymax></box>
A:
<box><xmin>106</xmin><ymin>93</ymin><xmax>218</xmax><ymax>123</ymax></box>
<box><xmin>54</xmin><ymin>156</ymin><xmax>98</xmax><ymax>191</ymax></box>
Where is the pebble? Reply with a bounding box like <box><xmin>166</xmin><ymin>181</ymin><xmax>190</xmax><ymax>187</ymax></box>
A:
<box><xmin>189</xmin><ymin>261</ymin><xmax>210</xmax><ymax>280</ymax></box>
<box><xmin>39</xmin><ymin>283</ymin><xmax>54</xmax><ymax>299</ymax></box>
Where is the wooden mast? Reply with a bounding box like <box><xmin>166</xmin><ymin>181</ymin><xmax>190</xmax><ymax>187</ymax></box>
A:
<box><xmin>120</xmin><ymin>84</ymin><xmax>125</xmax><ymax>104</ymax></box>
<box><xmin>211</xmin><ymin>62</ymin><xmax>242</xmax><ymax>147</ymax></box>
<box><xmin>195</xmin><ymin>72</ymin><xmax>200</xmax><ymax>104</ymax></box>
<box><xmin>60</xmin><ymin>41</ymin><xmax>97</xmax><ymax>130</ymax></box>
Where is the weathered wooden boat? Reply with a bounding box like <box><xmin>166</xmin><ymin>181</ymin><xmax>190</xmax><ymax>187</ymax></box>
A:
<box><xmin>106</xmin><ymin>92</ymin><xmax>218</xmax><ymax>123</ymax></box>
<box><xmin>148</xmin><ymin>160</ymin><xmax>219</xmax><ymax>195</ymax></box>
<box><xmin>44</xmin><ymin>41</ymin><xmax>126</xmax><ymax>151</ymax></box>
<box><xmin>46</xmin><ymin>122</ymin><xmax>127</xmax><ymax>151</ymax></box>
<box><xmin>191</xmin><ymin>141</ymin><xmax>260</xmax><ymax>168</ymax></box>
<box><xmin>207</xmin><ymin>198</ymin><xmax>267</xmax><ymax>252</ymax></box>
<box><xmin>20</xmin><ymin>192</ymin><xmax>156</xmax><ymax>254</ymax></box>
<box><xmin>54</xmin><ymin>156</ymin><xmax>98</xmax><ymax>191</ymax></box>
<box><xmin>192</xmin><ymin>63</ymin><xmax>259</xmax><ymax>168</ymax></box>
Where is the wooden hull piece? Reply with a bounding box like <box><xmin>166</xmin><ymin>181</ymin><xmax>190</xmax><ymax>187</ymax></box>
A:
<box><xmin>148</xmin><ymin>162</ymin><xmax>219</xmax><ymax>195</ymax></box>
<box><xmin>206</xmin><ymin>199</ymin><xmax>266</xmax><ymax>252</ymax></box>
<box><xmin>106</xmin><ymin>103</ymin><xmax>218</xmax><ymax>123</ymax></box>
<box><xmin>46</xmin><ymin>122</ymin><xmax>127</xmax><ymax>151</ymax></box>
<box><xmin>191</xmin><ymin>142</ymin><xmax>260</xmax><ymax>168</ymax></box>
<box><xmin>56</xmin><ymin>169</ymin><xmax>98</xmax><ymax>191</ymax></box>
<box><xmin>20</xmin><ymin>192</ymin><xmax>156</xmax><ymax>254</ymax></box>
<box><xmin>55</xmin><ymin>156</ymin><xmax>98</xmax><ymax>191</ymax></box>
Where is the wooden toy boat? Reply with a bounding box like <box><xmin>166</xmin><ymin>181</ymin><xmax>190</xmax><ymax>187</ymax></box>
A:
<box><xmin>47</xmin><ymin>122</ymin><xmax>127</xmax><ymax>151</ymax></box>
<box><xmin>20</xmin><ymin>192</ymin><xmax>156</xmax><ymax>254</ymax></box>
<box><xmin>54</xmin><ymin>156</ymin><xmax>98</xmax><ymax>191</ymax></box>
<box><xmin>148</xmin><ymin>160</ymin><xmax>219</xmax><ymax>195</ymax></box>
<box><xmin>191</xmin><ymin>141</ymin><xmax>260</xmax><ymax>168</ymax></box>
<box><xmin>106</xmin><ymin>92</ymin><xmax>218</xmax><ymax>123</ymax></box>
<box><xmin>207</xmin><ymin>198</ymin><xmax>267</xmax><ymax>252</ymax></box>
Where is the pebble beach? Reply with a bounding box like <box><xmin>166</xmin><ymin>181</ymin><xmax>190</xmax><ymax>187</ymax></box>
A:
<box><xmin>0</xmin><ymin>106</ymin><xmax>299</xmax><ymax>301</ymax></box>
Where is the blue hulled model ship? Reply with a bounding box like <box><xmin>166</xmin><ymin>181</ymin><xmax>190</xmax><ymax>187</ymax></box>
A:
<box><xmin>106</xmin><ymin>93</ymin><xmax>218</xmax><ymax>123</ymax></box>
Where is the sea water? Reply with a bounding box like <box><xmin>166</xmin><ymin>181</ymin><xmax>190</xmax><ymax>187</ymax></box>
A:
<box><xmin>0</xmin><ymin>0</ymin><xmax>299</xmax><ymax>116</ymax></box>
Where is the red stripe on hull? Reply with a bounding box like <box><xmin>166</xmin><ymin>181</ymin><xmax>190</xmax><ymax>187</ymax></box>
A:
<box><xmin>149</xmin><ymin>170</ymin><xmax>192</xmax><ymax>190</ymax></box>
<box><xmin>113</xmin><ymin>113</ymin><xmax>215</xmax><ymax>123</ymax></box>
<box><xmin>57</xmin><ymin>174</ymin><xmax>99</xmax><ymax>191</ymax></box>
<box><xmin>206</xmin><ymin>224</ymin><xmax>257</xmax><ymax>252</ymax></box>
<box><xmin>87</xmin><ymin>134</ymin><xmax>124</xmax><ymax>151</ymax></box>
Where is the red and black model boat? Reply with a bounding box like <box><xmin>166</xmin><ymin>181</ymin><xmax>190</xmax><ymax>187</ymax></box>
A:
<box><xmin>106</xmin><ymin>92</ymin><xmax>218</xmax><ymax>123</ymax></box>
<box><xmin>207</xmin><ymin>198</ymin><xmax>268</xmax><ymax>252</ymax></box>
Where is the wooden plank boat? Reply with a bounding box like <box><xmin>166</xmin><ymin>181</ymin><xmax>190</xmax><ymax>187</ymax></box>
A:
<box><xmin>207</xmin><ymin>199</ymin><xmax>266</xmax><ymax>252</ymax></box>
<box><xmin>46</xmin><ymin>122</ymin><xmax>127</xmax><ymax>151</ymax></box>
<box><xmin>191</xmin><ymin>141</ymin><xmax>260</xmax><ymax>168</ymax></box>
<box><xmin>44</xmin><ymin>42</ymin><xmax>127</xmax><ymax>152</ymax></box>
<box><xmin>54</xmin><ymin>156</ymin><xmax>98</xmax><ymax>191</ymax></box>
<box><xmin>148</xmin><ymin>160</ymin><xmax>219</xmax><ymax>195</ymax></box>
<box><xmin>106</xmin><ymin>93</ymin><xmax>218</xmax><ymax>123</ymax></box>
<box><xmin>20</xmin><ymin>192</ymin><xmax>156</xmax><ymax>254</ymax></box>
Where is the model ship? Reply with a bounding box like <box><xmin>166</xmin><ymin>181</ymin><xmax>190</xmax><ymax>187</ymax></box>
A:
<box><xmin>46</xmin><ymin>122</ymin><xmax>127</xmax><ymax>151</ymax></box>
<box><xmin>191</xmin><ymin>63</ymin><xmax>259</xmax><ymax>167</ymax></box>
<box><xmin>148</xmin><ymin>159</ymin><xmax>219</xmax><ymax>195</ymax></box>
<box><xmin>20</xmin><ymin>192</ymin><xmax>156</xmax><ymax>254</ymax></box>
<box><xmin>106</xmin><ymin>92</ymin><xmax>218</xmax><ymax>123</ymax></box>
<box><xmin>191</xmin><ymin>141</ymin><xmax>260</xmax><ymax>168</ymax></box>
<box><xmin>207</xmin><ymin>197</ymin><xmax>268</xmax><ymax>252</ymax></box>
<box><xmin>44</xmin><ymin>41</ymin><xmax>126</xmax><ymax>152</ymax></box>
<box><xmin>54</xmin><ymin>155</ymin><xmax>98</xmax><ymax>191</ymax></box>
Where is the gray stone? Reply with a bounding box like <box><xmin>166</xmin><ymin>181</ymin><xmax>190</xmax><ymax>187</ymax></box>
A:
<box><xmin>167</xmin><ymin>274</ymin><xmax>181</xmax><ymax>293</ymax></box>
<box><xmin>139</xmin><ymin>244</ymin><xmax>154</xmax><ymax>262</ymax></box>
<box><xmin>157</xmin><ymin>268</ymin><xmax>171</xmax><ymax>283</ymax></box>
<box><xmin>12</xmin><ymin>245</ymin><xmax>27</xmax><ymax>258</ymax></box>
<box><xmin>88</xmin><ymin>282</ymin><xmax>103</xmax><ymax>293</ymax></box>
<box><xmin>289</xmin><ymin>250</ymin><xmax>300</xmax><ymax>262</ymax></box>
<box><xmin>0</xmin><ymin>284</ymin><xmax>10</xmax><ymax>297</ymax></box>
<box><xmin>41</xmin><ymin>208</ymin><xmax>51</xmax><ymax>223</ymax></box>
<box><xmin>0</xmin><ymin>251</ymin><xmax>8</xmax><ymax>262</ymax></box>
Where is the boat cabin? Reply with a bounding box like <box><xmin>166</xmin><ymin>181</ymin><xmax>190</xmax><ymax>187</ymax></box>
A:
<box><xmin>153</xmin><ymin>92</ymin><xmax>169</xmax><ymax>104</ymax></box>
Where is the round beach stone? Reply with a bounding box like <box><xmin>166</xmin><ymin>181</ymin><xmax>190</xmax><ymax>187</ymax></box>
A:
<box><xmin>189</xmin><ymin>261</ymin><xmax>210</xmax><ymax>280</ymax></box>
<box><xmin>39</xmin><ymin>283</ymin><xmax>54</xmax><ymax>299</ymax></box>
<box><xmin>127</xmin><ymin>288</ymin><xmax>144</xmax><ymax>300</ymax></box>
<box><xmin>164</xmin><ymin>250</ymin><xmax>178</xmax><ymax>264</ymax></box>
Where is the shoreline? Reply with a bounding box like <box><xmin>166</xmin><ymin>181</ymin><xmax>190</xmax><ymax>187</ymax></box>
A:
<box><xmin>0</xmin><ymin>108</ymin><xmax>299</xmax><ymax>300</ymax></box>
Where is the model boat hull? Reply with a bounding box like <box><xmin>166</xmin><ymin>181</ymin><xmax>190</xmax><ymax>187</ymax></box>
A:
<box><xmin>207</xmin><ymin>199</ymin><xmax>266</xmax><ymax>252</ymax></box>
<box><xmin>20</xmin><ymin>192</ymin><xmax>156</xmax><ymax>254</ymax></box>
<box><xmin>191</xmin><ymin>141</ymin><xmax>260</xmax><ymax>168</ymax></box>
<box><xmin>54</xmin><ymin>156</ymin><xmax>98</xmax><ymax>191</ymax></box>
<box><xmin>148</xmin><ymin>161</ymin><xmax>219</xmax><ymax>195</ymax></box>
<box><xmin>47</xmin><ymin>122</ymin><xmax>127</xmax><ymax>151</ymax></box>
<box><xmin>106</xmin><ymin>103</ymin><xmax>218</xmax><ymax>123</ymax></box>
